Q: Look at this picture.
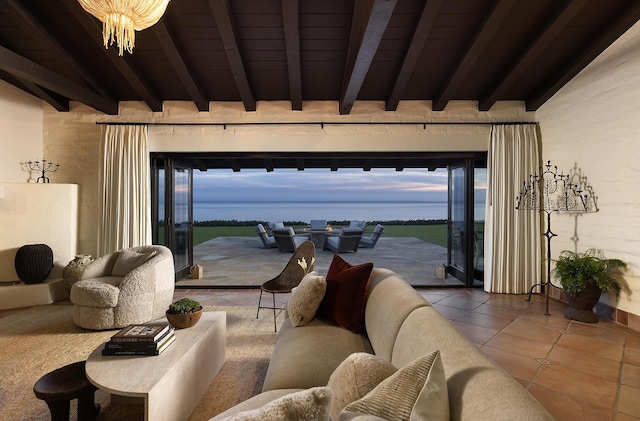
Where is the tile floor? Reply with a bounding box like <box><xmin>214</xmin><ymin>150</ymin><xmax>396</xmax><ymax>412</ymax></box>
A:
<box><xmin>4</xmin><ymin>287</ymin><xmax>639</xmax><ymax>420</ymax></box>
<box><xmin>173</xmin><ymin>287</ymin><xmax>640</xmax><ymax>421</ymax></box>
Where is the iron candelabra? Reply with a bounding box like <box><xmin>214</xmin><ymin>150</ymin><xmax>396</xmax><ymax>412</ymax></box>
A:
<box><xmin>516</xmin><ymin>160</ymin><xmax>597</xmax><ymax>315</ymax></box>
<box><xmin>23</xmin><ymin>159</ymin><xmax>60</xmax><ymax>183</ymax></box>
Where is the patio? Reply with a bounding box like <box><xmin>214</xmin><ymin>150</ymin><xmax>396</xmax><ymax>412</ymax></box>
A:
<box><xmin>177</xmin><ymin>236</ymin><xmax>474</xmax><ymax>288</ymax></box>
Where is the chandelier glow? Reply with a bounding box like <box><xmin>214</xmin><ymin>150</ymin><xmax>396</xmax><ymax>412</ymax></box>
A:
<box><xmin>77</xmin><ymin>0</ymin><xmax>171</xmax><ymax>56</ymax></box>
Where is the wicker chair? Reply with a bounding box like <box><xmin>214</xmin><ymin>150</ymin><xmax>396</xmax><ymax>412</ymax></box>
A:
<box><xmin>256</xmin><ymin>240</ymin><xmax>316</xmax><ymax>331</ymax></box>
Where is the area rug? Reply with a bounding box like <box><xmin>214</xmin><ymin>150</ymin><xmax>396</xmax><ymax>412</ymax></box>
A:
<box><xmin>0</xmin><ymin>304</ymin><xmax>277</xmax><ymax>421</ymax></box>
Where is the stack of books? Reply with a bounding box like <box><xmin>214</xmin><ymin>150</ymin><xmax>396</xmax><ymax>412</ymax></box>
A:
<box><xmin>102</xmin><ymin>322</ymin><xmax>176</xmax><ymax>356</ymax></box>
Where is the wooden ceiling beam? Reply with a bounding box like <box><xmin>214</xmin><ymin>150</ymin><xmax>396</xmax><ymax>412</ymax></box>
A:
<box><xmin>340</xmin><ymin>0</ymin><xmax>397</xmax><ymax>115</ymax></box>
<box><xmin>61</xmin><ymin>0</ymin><xmax>163</xmax><ymax>112</ymax></box>
<box><xmin>1</xmin><ymin>0</ymin><xmax>115</xmax><ymax>104</ymax></box>
<box><xmin>16</xmin><ymin>77</ymin><xmax>70</xmax><ymax>112</ymax></box>
<box><xmin>386</xmin><ymin>0</ymin><xmax>444</xmax><ymax>111</ymax></box>
<box><xmin>281</xmin><ymin>0</ymin><xmax>302</xmax><ymax>111</ymax></box>
<box><xmin>479</xmin><ymin>0</ymin><xmax>588</xmax><ymax>111</ymax></box>
<box><xmin>526</xmin><ymin>1</ymin><xmax>640</xmax><ymax>111</ymax></box>
<box><xmin>208</xmin><ymin>0</ymin><xmax>256</xmax><ymax>112</ymax></box>
<box><xmin>432</xmin><ymin>0</ymin><xmax>518</xmax><ymax>111</ymax></box>
<box><xmin>0</xmin><ymin>45</ymin><xmax>118</xmax><ymax>114</ymax></box>
<box><xmin>154</xmin><ymin>20</ymin><xmax>209</xmax><ymax>112</ymax></box>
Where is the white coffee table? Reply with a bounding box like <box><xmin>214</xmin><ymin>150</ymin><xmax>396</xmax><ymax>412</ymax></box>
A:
<box><xmin>86</xmin><ymin>311</ymin><xmax>226</xmax><ymax>421</ymax></box>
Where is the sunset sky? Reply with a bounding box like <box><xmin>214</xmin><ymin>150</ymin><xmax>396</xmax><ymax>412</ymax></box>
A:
<box><xmin>193</xmin><ymin>167</ymin><xmax>454</xmax><ymax>203</ymax></box>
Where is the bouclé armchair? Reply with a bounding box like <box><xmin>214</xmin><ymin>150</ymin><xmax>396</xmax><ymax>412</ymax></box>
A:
<box><xmin>70</xmin><ymin>245</ymin><xmax>175</xmax><ymax>330</ymax></box>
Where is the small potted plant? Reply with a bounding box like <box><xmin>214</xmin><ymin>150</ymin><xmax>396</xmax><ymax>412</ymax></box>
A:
<box><xmin>552</xmin><ymin>248</ymin><xmax>626</xmax><ymax>323</ymax></box>
<box><xmin>166</xmin><ymin>297</ymin><xmax>203</xmax><ymax>328</ymax></box>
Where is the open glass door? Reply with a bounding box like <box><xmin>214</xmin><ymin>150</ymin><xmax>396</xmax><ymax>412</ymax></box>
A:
<box><xmin>151</xmin><ymin>158</ymin><xmax>193</xmax><ymax>281</ymax></box>
<box><xmin>447</xmin><ymin>160</ymin><xmax>476</xmax><ymax>285</ymax></box>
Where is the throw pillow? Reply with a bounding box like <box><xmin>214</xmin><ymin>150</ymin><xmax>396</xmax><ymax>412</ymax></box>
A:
<box><xmin>317</xmin><ymin>254</ymin><xmax>373</xmax><ymax>334</ymax></box>
<box><xmin>219</xmin><ymin>387</ymin><xmax>333</xmax><ymax>421</ymax></box>
<box><xmin>111</xmin><ymin>249</ymin><xmax>155</xmax><ymax>277</ymax></box>
<box><xmin>341</xmin><ymin>350</ymin><xmax>449</xmax><ymax>421</ymax></box>
<box><xmin>327</xmin><ymin>352</ymin><xmax>398</xmax><ymax>421</ymax></box>
<box><xmin>287</xmin><ymin>271</ymin><xmax>327</xmax><ymax>327</ymax></box>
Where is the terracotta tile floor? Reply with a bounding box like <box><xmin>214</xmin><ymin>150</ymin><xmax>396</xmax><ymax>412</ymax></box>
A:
<box><xmin>172</xmin><ymin>287</ymin><xmax>640</xmax><ymax>421</ymax></box>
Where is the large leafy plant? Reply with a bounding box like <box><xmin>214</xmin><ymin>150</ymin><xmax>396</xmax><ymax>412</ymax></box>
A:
<box><xmin>552</xmin><ymin>249</ymin><xmax>626</xmax><ymax>296</ymax></box>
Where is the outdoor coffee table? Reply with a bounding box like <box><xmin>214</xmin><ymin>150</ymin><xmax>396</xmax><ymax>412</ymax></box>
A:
<box><xmin>86</xmin><ymin>311</ymin><xmax>226</xmax><ymax>421</ymax></box>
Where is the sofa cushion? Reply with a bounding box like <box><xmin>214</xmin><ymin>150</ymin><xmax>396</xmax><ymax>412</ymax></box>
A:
<box><xmin>218</xmin><ymin>387</ymin><xmax>332</xmax><ymax>421</ymax></box>
<box><xmin>112</xmin><ymin>249</ymin><xmax>155</xmax><ymax>277</ymax></box>
<box><xmin>262</xmin><ymin>318</ymin><xmax>374</xmax><ymax>392</ymax></box>
<box><xmin>287</xmin><ymin>272</ymin><xmax>327</xmax><ymax>327</ymax></box>
<box><xmin>342</xmin><ymin>351</ymin><xmax>449</xmax><ymax>421</ymax></box>
<box><xmin>317</xmin><ymin>255</ymin><xmax>373</xmax><ymax>334</ymax></box>
<box><xmin>327</xmin><ymin>352</ymin><xmax>397</xmax><ymax>421</ymax></box>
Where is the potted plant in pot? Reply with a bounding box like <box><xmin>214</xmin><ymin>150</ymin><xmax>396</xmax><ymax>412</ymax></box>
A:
<box><xmin>166</xmin><ymin>297</ymin><xmax>203</xmax><ymax>328</ymax></box>
<box><xmin>552</xmin><ymin>248</ymin><xmax>626</xmax><ymax>323</ymax></box>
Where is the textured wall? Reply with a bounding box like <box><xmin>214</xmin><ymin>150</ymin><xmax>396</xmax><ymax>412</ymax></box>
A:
<box><xmin>42</xmin><ymin>99</ymin><xmax>533</xmax><ymax>256</ymax></box>
<box><xmin>537</xmin><ymin>22</ymin><xmax>640</xmax><ymax>321</ymax></box>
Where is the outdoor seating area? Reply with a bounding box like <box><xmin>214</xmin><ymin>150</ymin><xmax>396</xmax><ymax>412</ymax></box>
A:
<box><xmin>255</xmin><ymin>220</ymin><xmax>385</xmax><ymax>253</ymax></box>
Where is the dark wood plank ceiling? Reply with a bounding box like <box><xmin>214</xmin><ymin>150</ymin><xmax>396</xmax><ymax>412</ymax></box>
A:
<box><xmin>0</xmin><ymin>0</ymin><xmax>639</xmax><ymax>115</ymax></box>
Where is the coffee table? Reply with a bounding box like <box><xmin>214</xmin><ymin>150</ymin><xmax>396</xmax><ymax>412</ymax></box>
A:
<box><xmin>86</xmin><ymin>312</ymin><xmax>226</xmax><ymax>421</ymax></box>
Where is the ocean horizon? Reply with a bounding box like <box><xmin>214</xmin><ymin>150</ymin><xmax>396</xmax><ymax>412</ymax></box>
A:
<box><xmin>191</xmin><ymin>201</ymin><xmax>485</xmax><ymax>223</ymax></box>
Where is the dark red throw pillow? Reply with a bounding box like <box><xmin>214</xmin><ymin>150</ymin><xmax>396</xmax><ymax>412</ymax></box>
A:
<box><xmin>317</xmin><ymin>254</ymin><xmax>374</xmax><ymax>333</ymax></box>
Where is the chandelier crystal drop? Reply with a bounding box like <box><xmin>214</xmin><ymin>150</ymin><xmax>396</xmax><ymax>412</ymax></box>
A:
<box><xmin>77</xmin><ymin>0</ymin><xmax>170</xmax><ymax>56</ymax></box>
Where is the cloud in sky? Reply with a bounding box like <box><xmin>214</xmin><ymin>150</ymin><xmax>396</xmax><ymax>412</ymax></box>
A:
<box><xmin>193</xmin><ymin>168</ymin><xmax>451</xmax><ymax>203</ymax></box>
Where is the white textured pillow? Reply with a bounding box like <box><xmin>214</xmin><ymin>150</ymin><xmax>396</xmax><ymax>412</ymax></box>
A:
<box><xmin>287</xmin><ymin>272</ymin><xmax>327</xmax><ymax>327</ymax></box>
<box><xmin>327</xmin><ymin>353</ymin><xmax>397</xmax><ymax>421</ymax></box>
<box><xmin>341</xmin><ymin>350</ymin><xmax>449</xmax><ymax>421</ymax></box>
<box><xmin>112</xmin><ymin>249</ymin><xmax>154</xmax><ymax>277</ymax></box>
<box><xmin>219</xmin><ymin>387</ymin><xmax>333</xmax><ymax>421</ymax></box>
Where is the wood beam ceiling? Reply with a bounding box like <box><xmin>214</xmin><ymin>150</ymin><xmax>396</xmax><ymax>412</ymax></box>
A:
<box><xmin>281</xmin><ymin>0</ymin><xmax>302</xmax><ymax>111</ymax></box>
<box><xmin>154</xmin><ymin>20</ymin><xmax>209</xmax><ymax>112</ymax></box>
<box><xmin>386</xmin><ymin>0</ymin><xmax>444</xmax><ymax>112</ymax></box>
<box><xmin>208</xmin><ymin>0</ymin><xmax>256</xmax><ymax>112</ymax></box>
<box><xmin>478</xmin><ymin>0</ymin><xmax>588</xmax><ymax>111</ymax></box>
<box><xmin>61</xmin><ymin>0</ymin><xmax>163</xmax><ymax>112</ymax></box>
<box><xmin>432</xmin><ymin>0</ymin><xmax>518</xmax><ymax>111</ymax></box>
<box><xmin>340</xmin><ymin>0</ymin><xmax>397</xmax><ymax>115</ymax></box>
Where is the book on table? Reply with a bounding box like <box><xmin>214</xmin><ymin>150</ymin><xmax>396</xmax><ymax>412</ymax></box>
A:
<box><xmin>102</xmin><ymin>332</ymin><xmax>176</xmax><ymax>356</ymax></box>
<box><xmin>110</xmin><ymin>322</ymin><xmax>173</xmax><ymax>343</ymax></box>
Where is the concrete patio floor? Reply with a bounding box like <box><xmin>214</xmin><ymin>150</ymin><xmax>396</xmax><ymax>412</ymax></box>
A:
<box><xmin>177</xmin><ymin>236</ymin><xmax>480</xmax><ymax>288</ymax></box>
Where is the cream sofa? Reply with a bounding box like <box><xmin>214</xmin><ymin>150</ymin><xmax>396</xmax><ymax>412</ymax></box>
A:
<box><xmin>70</xmin><ymin>245</ymin><xmax>175</xmax><ymax>330</ymax></box>
<box><xmin>211</xmin><ymin>268</ymin><xmax>553</xmax><ymax>420</ymax></box>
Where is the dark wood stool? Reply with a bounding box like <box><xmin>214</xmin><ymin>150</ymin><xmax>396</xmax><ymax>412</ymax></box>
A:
<box><xmin>33</xmin><ymin>361</ymin><xmax>100</xmax><ymax>421</ymax></box>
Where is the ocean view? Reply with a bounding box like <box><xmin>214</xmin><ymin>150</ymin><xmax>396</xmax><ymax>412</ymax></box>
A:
<box><xmin>192</xmin><ymin>201</ymin><xmax>484</xmax><ymax>222</ymax></box>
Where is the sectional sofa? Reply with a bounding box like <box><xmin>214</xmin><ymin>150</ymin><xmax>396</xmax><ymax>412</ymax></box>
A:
<box><xmin>211</xmin><ymin>264</ymin><xmax>553</xmax><ymax>420</ymax></box>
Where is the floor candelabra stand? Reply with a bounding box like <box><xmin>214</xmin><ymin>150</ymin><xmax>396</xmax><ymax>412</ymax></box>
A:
<box><xmin>516</xmin><ymin>160</ymin><xmax>597</xmax><ymax>315</ymax></box>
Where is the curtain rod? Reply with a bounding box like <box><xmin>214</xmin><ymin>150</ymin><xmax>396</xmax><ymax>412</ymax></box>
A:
<box><xmin>96</xmin><ymin>121</ymin><xmax>538</xmax><ymax>129</ymax></box>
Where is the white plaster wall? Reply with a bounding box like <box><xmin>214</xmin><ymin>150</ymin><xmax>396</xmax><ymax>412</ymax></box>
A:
<box><xmin>537</xmin><ymin>22</ymin><xmax>640</xmax><ymax>317</ymax></box>
<box><xmin>42</xmin><ymin>99</ymin><xmax>533</xmax><ymax>256</ymax></box>
<box><xmin>0</xmin><ymin>81</ymin><xmax>43</xmax><ymax>182</ymax></box>
<box><xmin>0</xmin><ymin>183</ymin><xmax>78</xmax><ymax>282</ymax></box>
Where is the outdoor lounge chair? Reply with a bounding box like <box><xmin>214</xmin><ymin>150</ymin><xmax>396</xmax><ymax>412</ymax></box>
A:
<box><xmin>257</xmin><ymin>240</ymin><xmax>316</xmax><ymax>331</ymax></box>
<box><xmin>256</xmin><ymin>224</ymin><xmax>277</xmax><ymax>248</ymax></box>
<box><xmin>323</xmin><ymin>228</ymin><xmax>364</xmax><ymax>253</ymax></box>
<box><xmin>272</xmin><ymin>227</ymin><xmax>311</xmax><ymax>252</ymax></box>
<box><xmin>359</xmin><ymin>224</ymin><xmax>384</xmax><ymax>248</ymax></box>
<box><xmin>349</xmin><ymin>220</ymin><xmax>367</xmax><ymax>230</ymax></box>
<box><xmin>309</xmin><ymin>219</ymin><xmax>328</xmax><ymax>230</ymax></box>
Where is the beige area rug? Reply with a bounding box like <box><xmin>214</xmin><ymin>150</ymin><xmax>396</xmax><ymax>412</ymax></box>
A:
<box><xmin>0</xmin><ymin>304</ymin><xmax>277</xmax><ymax>421</ymax></box>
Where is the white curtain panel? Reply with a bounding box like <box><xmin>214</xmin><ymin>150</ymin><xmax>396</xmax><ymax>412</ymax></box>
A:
<box><xmin>98</xmin><ymin>125</ymin><xmax>151</xmax><ymax>255</ymax></box>
<box><xmin>484</xmin><ymin>124</ymin><xmax>542</xmax><ymax>293</ymax></box>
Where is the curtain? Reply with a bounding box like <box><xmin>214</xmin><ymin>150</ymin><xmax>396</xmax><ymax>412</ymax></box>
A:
<box><xmin>484</xmin><ymin>124</ymin><xmax>542</xmax><ymax>293</ymax></box>
<box><xmin>97</xmin><ymin>125</ymin><xmax>151</xmax><ymax>256</ymax></box>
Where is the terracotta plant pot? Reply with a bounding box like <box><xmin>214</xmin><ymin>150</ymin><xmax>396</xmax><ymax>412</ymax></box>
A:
<box><xmin>166</xmin><ymin>307</ymin><xmax>203</xmax><ymax>329</ymax></box>
<box><xmin>564</xmin><ymin>283</ymin><xmax>601</xmax><ymax>323</ymax></box>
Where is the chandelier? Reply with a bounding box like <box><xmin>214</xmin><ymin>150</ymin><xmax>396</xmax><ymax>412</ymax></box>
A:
<box><xmin>77</xmin><ymin>0</ymin><xmax>171</xmax><ymax>56</ymax></box>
